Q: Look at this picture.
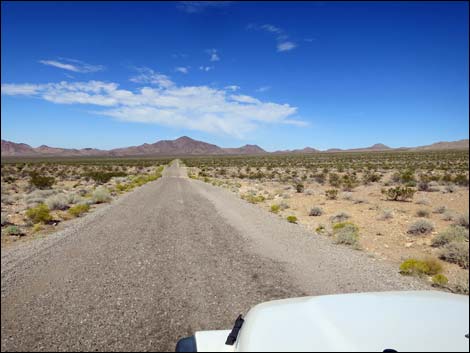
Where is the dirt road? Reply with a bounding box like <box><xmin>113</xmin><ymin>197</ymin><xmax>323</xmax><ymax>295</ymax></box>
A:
<box><xmin>1</xmin><ymin>161</ymin><xmax>425</xmax><ymax>351</ymax></box>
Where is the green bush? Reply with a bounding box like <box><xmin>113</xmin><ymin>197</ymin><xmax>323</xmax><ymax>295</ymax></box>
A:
<box><xmin>68</xmin><ymin>204</ymin><xmax>90</xmax><ymax>217</ymax></box>
<box><xmin>286</xmin><ymin>215</ymin><xmax>298</xmax><ymax>223</ymax></box>
<box><xmin>241</xmin><ymin>194</ymin><xmax>265</xmax><ymax>204</ymax></box>
<box><xmin>26</xmin><ymin>204</ymin><xmax>52</xmax><ymax>224</ymax></box>
<box><xmin>270</xmin><ymin>204</ymin><xmax>281</xmax><ymax>214</ymax></box>
<box><xmin>399</xmin><ymin>258</ymin><xmax>442</xmax><ymax>277</ymax></box>
<box><xmin>431</xmin><ymin>274</ymin><xmax>449</xmax><ymax>287</ymax></box>
<box><xmin>29</xmin><ymin>172</ymin><xmax>55</xmax><ymax>189</ymax></box>
<box><xmin>4</xmin><ymin>225</ymin><xmax>22</xmax><ymax>236</ymax></box>
<box><xmin>381</xmin><ymin>186</ymin><xmax>416</xmax><ymax>201</ymax></box>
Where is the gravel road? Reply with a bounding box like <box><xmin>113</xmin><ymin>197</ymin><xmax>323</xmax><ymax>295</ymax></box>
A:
<box><xmin>1</xmin><ymin>161</ymin><xmax>426</xmax><ymax>351</ymax></box>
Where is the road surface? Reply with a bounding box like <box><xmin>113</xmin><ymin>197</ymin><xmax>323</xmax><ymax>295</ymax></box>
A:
<box><xmin>1</xmin><ymin>161</ymin><xmax>425</xmax><ymax>351</ymax></box>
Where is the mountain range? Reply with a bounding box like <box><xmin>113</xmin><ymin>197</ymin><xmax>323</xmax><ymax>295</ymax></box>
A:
<box><xmin>1</xmin><ymin>137</ymin><xmax>468</xmax><ymax>157</ymax></box>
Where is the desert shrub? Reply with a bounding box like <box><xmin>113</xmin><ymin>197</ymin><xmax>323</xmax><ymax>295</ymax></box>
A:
<box><xmin>333</xmin><ymin>222</ymin><xmax>359</xmax><ymax>248</ymax></box>
<box><xmin>83</xmin><ymin>171</ymin><xmax>127</xmax><ymax>184</ymax></box>
<box><xmin>432</xmin><ymin>226</ymin><xmax>469</xmax><ymax>247</ymax></box>
<box><xmin>286</xmin><ymin>215</ymin><xmax>297</xmax><ymax>224</ymax></box>
<box><xmin>398</xmin><ymin>170</ymin><xmax>416</xmax><ymax>184</ymax></box>
<box><xmin>453</xmin><ymin>174</ymin><xmax>469</xmax><ymax>186</ymax></box>
<box><xmin>443</xmin><ymin>184</ymin><xmax>457</xmax><ymax>193</ymax></box>
<box><xmin>341</xmin><ymin>174</ymin><xmax>359</xmax><ymax>191</ymax></box>
<box><xmin>433</xmin><ymin>205</ymin><xmax>447</xmax><ymax>214</ymax></box>
<box><xmin>378</xmin><ymin>209</ymin><xmax>394</xmax><ymax>220</ymax></box>
<box><xmin>399</xmin><ymin>258</ymin><xmax>442</xmax><ymax>276</ymax></box>
<box><xmin>381</xmin><ymin>186</ymin><xmax>415</xmax><ymax>201</ymax></box>
<box><xmin>66</xmin><ymin>193</ymin><xmax>82</xmax><ymax>204</ymax></box>
<box><xmin>454</xmin><ymin>213</ymin><xmax>469</xmax><ymax>229</ymax></box>
<box><xmin>330</xmin><ymin>211</ymin><xmax>350</xmax><ymax>223</ymax></box>
<box><xmin>29</xmin><ymin>172</ymin><xmax>55</xmax><ymax>189</ymax></box>
<box><xmin>315</xmin><ymin>224</ymin><xmax>328</xmax><ymax>235</ymax></box>
<box><xmin>415</xmin><ymin>209</ymin><xmax>430</xmax><ymax>218</ymax></box>
<box><xmin>4</xmin><ymin>225</ymin><xmax>22</xmax><ymax>236</ymax></box>
<box><xmin>32</xmin><ymin>223</ymin><xmax>43</xmax><ymax>233</ymax></box>
<box><xmin>417</xmin><ymin>181</ymin><xmax>430</xmax><ymax>191</ymax></box>
<box><xmin>431</xmin><ymin>274</ymin><xmax>449</xmax><ymax>287</ymax></box>
<box><xmin>68</xmin><ymin>204</ymin><xmax>90</xmax><ymax>217</ymax></box>
<box><xmin>328</xmin><ymin>173</ymin><xmax>341</xmax><ymax>188</ymax></box>
<box><xmin>415</xmin><ymin>198</ymin><xmax>430</xmax><ymax>205</ymax></box>
<box><xmin>407</xmin><ymin>219</ymin><xmax>434</xmax><ymax>235</ymax></box>
<box><xmin>270</xmin><ymin>204</ymin><xmax>280</xmax><ymax>214</ymax></box>
<box><xmin>362</xmin><ymin>171</ymin><xmax>382</xmax><ymax>184</ymax></box>
<box><xmin>92</xmin><ymin>187</ymin><xmax>112</xmax><ymax>204</ymax></box>
<box><xmin>442</xmin><ymin>211</ymin><xmax>456</xmax><ymax>221</ymax></box>
<box><xmin>352</xmin><ymin>197</ymin><xmax>367</xmax><ymax>204</ymax></box>
<box><xmin>341</xmin><ymin>192</ymin><xmax>353</xmax><ymax>201</ymax></box>
<box><xmin>439</xmin><ymin>242</ymin><xmax>469</xmax><ymax>269</ymax></box>
<box><xmin>453</xmin><ymin>274</ymin><xmax>469</xmax><ymax>295</ymax></box>
<box><xmin>241</xmin><ymin>194</ymin><xmax>265</xmax><ymax>204</ymax></box>
<box><xmin>295</xmin><ymin>183</ymin><xmax>304</xmax><ymax>193</ymax></box>
<box><xmin>325</xmin><ymin>189</ymin><xmax>338</xmax><ymax>200</ymax></box>
<box><xmin>1</xmin><ymin>213</ymin><xmax>8</xmax><ymax>226</ymax></box>
<box><xmin>45</xmin><ymin>194</ymin><xmax>69</xmax><ymax>211</ymax></box>
<box><xmin>309</xmin><ymin>206</ymin><xmax>323</xmax><ymax>217</ymax></box>
<box><xmin>26</xmin><ymin>204</ymin><xmax>52</xmax><ymax>224</ymax></box>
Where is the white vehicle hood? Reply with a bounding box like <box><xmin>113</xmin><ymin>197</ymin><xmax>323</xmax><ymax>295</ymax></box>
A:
<box><xmin>229</xmin><ymin>291</ymin><xmax>469</xmax><ymax>352</ymax></box>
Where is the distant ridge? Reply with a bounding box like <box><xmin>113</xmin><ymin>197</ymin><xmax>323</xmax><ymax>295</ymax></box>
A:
<box><xmin>1</xmin><ymin>137</ymin><xmax>468</xmax><ymax>157</ymax></box>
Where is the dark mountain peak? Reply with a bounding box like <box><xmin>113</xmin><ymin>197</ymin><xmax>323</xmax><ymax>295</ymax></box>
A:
<box><xmin>369</xmin><ymin>143</ymin><xmax>390</xmax><ymax>150</ymax></box>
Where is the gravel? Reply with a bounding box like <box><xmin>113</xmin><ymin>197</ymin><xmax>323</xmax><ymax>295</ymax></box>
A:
<box><xmin>1</xmin><ymin>162</ymin><xmax>427</xmax><ymax>352</ymax></box>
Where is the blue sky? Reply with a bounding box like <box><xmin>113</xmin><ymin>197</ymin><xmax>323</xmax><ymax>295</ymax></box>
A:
<box><xmin>1</xmin><ymin>1</ymin><xmax>468</xmax><ymax>151</ymax></box>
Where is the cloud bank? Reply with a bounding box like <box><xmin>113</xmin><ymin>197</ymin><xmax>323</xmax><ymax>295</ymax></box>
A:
<box><xmin>2</xmin><ymin>78</ymin><xmax>303</xmax><ymax>138</ymax></box>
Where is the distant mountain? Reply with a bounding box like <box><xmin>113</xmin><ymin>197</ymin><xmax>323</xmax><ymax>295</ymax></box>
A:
<box><xmin>109</xmin><ymin>136</ymin><xmax>224</xmax><ymax>156</ymax></box>
<box><xmin>223</xmin><ymin>144</ymin><xmax>266</xmax><ymax>154</ymax></box>
<box><xmin>273</xmin><ymin>147</ymin><xmax>319</xmax><ymax>154</ymax></box>
<box><xmin>1</xmin><ymin>137</ymin><xmax>468</xmax><ymax>158</ymax></box>
<box><xmin>411</xmin><ymin>139</ymin><xmax>469</xmax><ymax>151</ymax></box>
<box><xmin>1</xmin><ymin>140</ymin><xmax>36</xmax><ymax>156</ymax></box>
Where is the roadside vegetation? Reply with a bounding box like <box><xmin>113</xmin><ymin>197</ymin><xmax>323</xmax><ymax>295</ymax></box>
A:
<box><xmin>1</xmin><ymin>157</ymin><xmax>168</xmax><ymax>242</ymax></box>
<box><xmin>183</xmin><ymin>150</ymin><xmax>469</xmax><ymax>293</ymax></box>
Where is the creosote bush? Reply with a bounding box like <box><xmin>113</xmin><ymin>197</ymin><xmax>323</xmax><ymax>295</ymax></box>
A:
<box><xmin>407</xmin><ymin>219</ymin><xmax>434</xmax><ymax>235</ymax></box>
<box><xmin>270</xmin><ymin>204</ymin><xmax>280</xmax><ymax>214</ymax></box>
<box><xmin>29</xmin><ymin>172</ymin><xmax>55</xmax><ymax>189</ymax></box>
<box><xmin>325</xmin><ymin>189</ymin><xmax>338</xmax><ymax>200</ymax></box>
<box><xmin>26</xmin><ymin>204</ymin><xmax>52</xmax><ymax>224</ymax></box>
<box><xmin>381</xmin><ymin>186</ymin><xmax>416</xmax><ymax>201</ymax></box>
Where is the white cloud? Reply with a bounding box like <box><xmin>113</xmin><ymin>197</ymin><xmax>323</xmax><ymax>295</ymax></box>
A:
<box><xmin>130</xmin><ymin>67</ymin><xmax>174</xmax><ymax>88</ymax></box>
<box><xmin>225</xmin><ymin>85</ymin><xmax>240</xmax><ymax>91</ymax></box>
<box><xmin>177</xmin><ymin>1</ymin><xmax>231</xmax><ymax>13</ymax></box>
<box><xmin>248</xmin><ymin>23</ymin><xmax>298</xmax><ymax>53</ymax></box>
<box><xmin>39</xmin><ymin>58</ymin><xmax>104</xmax><ymax>73</ymax></box>
<box><xmin>206</xmin><ymin>48</ymin><xmax>220</xmax><ymax>62</ymax></box>
<box><xmin>1</xmin><ymin>78</ymin><xmax>302</xmax><ymax>138</ymax></box>
<box><xmin>175</xmin><ymin>66</ymin><xmax>189</xmax><ymax>74</ymax></box>
<box><xmin>277</xmin><ymin>41</ymin><xmax>297</xmax><ymax>52</ymax></box>
<box><xmin>199</xmin><ymin>66</ymin><xmax>213</xmax><ymax>72</ymax></box>
<box><xmin>256</xmin><ymin>86</ymin><xmax>271</xmax><ymax>93</ymax></box>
